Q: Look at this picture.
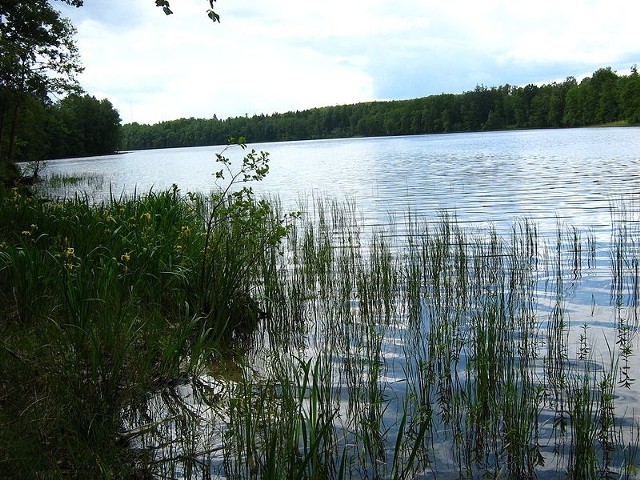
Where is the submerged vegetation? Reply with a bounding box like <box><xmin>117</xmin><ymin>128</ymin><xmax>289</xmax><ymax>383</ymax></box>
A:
<box><xmin>1</xmin><ymin>148</ymin><xmax>640</xmax><ymax>478</ymax></box>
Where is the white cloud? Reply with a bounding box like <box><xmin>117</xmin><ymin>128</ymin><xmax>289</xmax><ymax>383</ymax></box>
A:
<box><xmin>62</xmin><ymin>0</ymin><xmax>376</xmax><ymax>123</ymax></box>
<box><xmin>57</xmin><ymin>0</ymin><xmax>640</xmax><ymax>124</ymax></box>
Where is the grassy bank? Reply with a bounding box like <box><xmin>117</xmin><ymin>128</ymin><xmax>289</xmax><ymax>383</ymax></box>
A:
<box><xmin>2</xmin><ymin>178</ymin><xmax>640</xmax><ymax>478</ymax></box>
<box><xmin>0</xmin><ymin>155</ymin><xmax>290</xmax><ymax>478</ymax></box>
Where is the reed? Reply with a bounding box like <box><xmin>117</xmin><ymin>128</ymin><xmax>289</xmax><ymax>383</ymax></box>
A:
<box><xmin>2</xmin><ymin>184</ymin><xmax>640</xmax><ymax>478</ymax></box>
<box><xmin>44</xmin><ymin>171</ymin><xmax>105</xmax><ymax>189</ymax></box>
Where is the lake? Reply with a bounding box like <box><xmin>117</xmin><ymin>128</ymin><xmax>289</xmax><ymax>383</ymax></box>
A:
<box><xmin>42</xmin><ymin>127</ymin><xmax>640</xmax><ymax>238</ymax></box>
<box><xmin>39</xmin><ymin>127</ymin><xmax>640</xmax><ymax>478</ymax></box>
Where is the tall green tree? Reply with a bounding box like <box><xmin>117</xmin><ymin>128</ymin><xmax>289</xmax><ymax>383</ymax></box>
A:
<box><xmin>619</xmin><ymin>65</ymin><xmax>640</xmax><ymax>124</ymax></box>
<box><xmin>592</xmin><ymin>67</ymin><xmax>620</xmax><ymax>124</ymax></box>
<box><xmin>49</xmin><ymin>94</ymin><xmax>121</xmax><ymax>158</ymax></box>
<box><xmin>0</xmin><ymin>0</ymin><xmax>83</xmax><ymax>180</ymax></box>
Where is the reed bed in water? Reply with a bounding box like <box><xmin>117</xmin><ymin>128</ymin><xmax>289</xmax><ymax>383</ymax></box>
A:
<box><xmin>2</xmin><ymin>186</ymin><xmax>640</xmax><ymax>479</ymax></box>
<box><xmin>214</xmin><ymin>199</ymin><xmax>640</xmax><ymax>479</ymax></box>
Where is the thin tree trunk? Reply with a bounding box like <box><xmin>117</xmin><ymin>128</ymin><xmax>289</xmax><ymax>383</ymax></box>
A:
<box><xmin>7</xmin><ymin>100</ymin><xmax>19</xmax><ymax>163</ymax></box>
<box><xmin>0</xmin><ymin>94</ymin><xmax>7</xmax><ymax>164</ymax></box>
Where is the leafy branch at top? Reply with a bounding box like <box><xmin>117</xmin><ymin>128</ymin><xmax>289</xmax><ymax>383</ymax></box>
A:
<box><xmin>155</xmin><ymin>0</ymin><xmax>220</xmax><ymax>22</ymax></box>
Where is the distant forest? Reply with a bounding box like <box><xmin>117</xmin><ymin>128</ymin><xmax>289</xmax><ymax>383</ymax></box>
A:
<box><xmin>8</xmin><ymin>66</ymin><xmax>640</xmax><ymax>163</ymax></box>
<box><xmin>121</xmin><ymin>66</ymin><xmax>640</xmax><ymax>151</ymax></box>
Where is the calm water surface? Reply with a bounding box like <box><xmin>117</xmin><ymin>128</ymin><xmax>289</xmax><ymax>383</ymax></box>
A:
<box><xmin>43</xmin><ymin>127</ymin><xmax>640</xmax><ymax>238</ymax></box>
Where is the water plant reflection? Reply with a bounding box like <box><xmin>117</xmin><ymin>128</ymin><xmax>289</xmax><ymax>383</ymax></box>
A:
<box><xmin>132</xmin><ymin>198</ymin><xmax>640</xmax><ymax>479</ymax></box>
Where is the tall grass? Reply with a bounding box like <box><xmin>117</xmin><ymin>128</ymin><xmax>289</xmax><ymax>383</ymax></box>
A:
<box><xmin>202</xmin><ymin>199</ymin><xmax>640</xmax><ymax>479</ymax></box>
<box><xmin>0</xmin><ymin>179</ymin><xmax>289</xmax><ymax>477</ymax></box>
<box><xmin>2</xmin><ymin>183</ymin><xmax>640</xmax><ymax>478</ymax></box>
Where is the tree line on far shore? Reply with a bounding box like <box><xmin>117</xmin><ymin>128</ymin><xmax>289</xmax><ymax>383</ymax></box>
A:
<box><xmin>1</xmin><ymin>1</ymin><xmax>638</xmax><ymax>165</ymax></box>
<box><xmin>6</xmin><ymin>65</ymin><xmax>640</xmax><ymax>163</ymax></box>
<box><xmin>120</xmin><ymin>66</ymin><xmax>640</xmax><ymax>151</ymax></box>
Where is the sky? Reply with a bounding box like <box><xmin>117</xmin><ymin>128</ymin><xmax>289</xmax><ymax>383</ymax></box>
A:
<box><xmin>57</xmin><ymin>0</ymin><xmax>640</xmax><ymax>125</ymax></box>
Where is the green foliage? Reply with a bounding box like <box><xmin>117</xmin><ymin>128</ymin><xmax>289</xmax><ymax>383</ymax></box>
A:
<box><xmin>121</xmin><ymin>66</ymin><xmax>640</xmax><ymax>151</ymax></box>
<box><xmin>0</xmin><ymin>0</ymin><xmax>83</xmax><ymax>165</ymax></box>
<box><xmin>50</xmin><ymin>93</ymin><xmax>122</xmax><ymax>158</ymax></box>
<box><xmin>213</xmin><ymin>202</ymin><xmax>640</xmax><ymax>479</ymax></box>
<box><xmin>3</xmin><ymin>182</ymin><xmax>640</xmax><ymax>477</ymax></box>
<box><xmin>0</xmin><ymin>145</ymin><xmax>291</xmax><ymax>477</ymax></box>
<box><xmin>193</xmin><ymin>141</ymin><xmax>293</xmax><ymax>336</ymax></box>
<box><xmin>0</xmin><ymin>92</ymin><xmax>122</xmax><ymax>164</ymax></box>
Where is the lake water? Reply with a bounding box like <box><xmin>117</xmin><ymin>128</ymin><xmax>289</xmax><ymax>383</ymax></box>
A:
<box><xmin>42</xmin><ymin>127</ymin><xmax>640</xmax><ymax>239</ymax></box>
<box><xmin>40</xmin><ymin>127</ymin><xmax>640</xmax><ymax>477</ymax></box>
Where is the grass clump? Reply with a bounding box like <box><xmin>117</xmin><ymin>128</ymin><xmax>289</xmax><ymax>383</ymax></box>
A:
<box><xmin>0</xmin><ymin>144</ymin><xmax>291</xmax><ymax>478</ymax></box>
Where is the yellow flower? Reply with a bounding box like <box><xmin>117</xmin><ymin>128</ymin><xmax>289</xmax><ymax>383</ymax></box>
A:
<box><xmin>180</xmin><ymin>226</ymin><xmax>191</xmax><ymax>237</ymax></box>
<box><xmin>65</xmin><ymin>247</ymin><xmax>75</xmax><ymax>258</ymax></box>
<box><xmin>30</xmin><ymin>224</ymin><xmax>38</xmax><ymax>231</ymax></box>
<box><xmin>21</xmin><ymin>230</ymin><xmax>31</xmax><ymax>237</ymax></box>
<box><xmin>141</xmin><ymin>212</ymin><xmax>152</xmax><ymax>221</ymax></box>
<box><xmin>106</xmin><ymin>214</ymin><xmax>115</xmax><ymax>223</ymax></box>
<box><xmin>121</xmin><ymin>252</ymin><xmax>131</xmax><ymax>263</ymax></box>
